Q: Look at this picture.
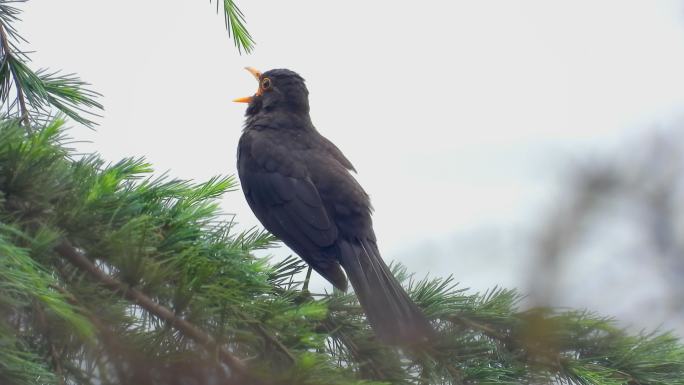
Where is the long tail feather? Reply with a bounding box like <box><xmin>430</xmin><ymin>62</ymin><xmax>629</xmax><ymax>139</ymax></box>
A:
<box><xmin>338</xmin><ymin>238</ymin><xmax>433</xmax><ymax>345</ymax></box>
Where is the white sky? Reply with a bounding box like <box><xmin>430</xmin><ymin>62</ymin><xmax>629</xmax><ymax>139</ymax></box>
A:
<box><xmin>20</xmin><ymin>1</ymin><xmax>684</xmax><ymax>317</ymax></box>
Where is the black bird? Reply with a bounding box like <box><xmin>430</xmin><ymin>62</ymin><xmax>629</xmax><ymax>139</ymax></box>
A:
<box><xmin>234</xmin><ymin>67</ymin><xmax>432</xmax><ymax>345</ymax></box>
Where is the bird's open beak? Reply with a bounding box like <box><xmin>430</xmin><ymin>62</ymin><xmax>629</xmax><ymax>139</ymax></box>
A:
<box><xmin>233</xmin><ymin>67</ymin><xmax>262</xmax><ymax>103</ymax></box>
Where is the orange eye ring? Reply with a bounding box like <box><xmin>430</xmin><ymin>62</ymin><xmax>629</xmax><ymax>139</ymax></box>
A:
<box><xmin>261</xmin><ymin>77</ymin><xmax>272</xmax><ymax>91</ymax></box>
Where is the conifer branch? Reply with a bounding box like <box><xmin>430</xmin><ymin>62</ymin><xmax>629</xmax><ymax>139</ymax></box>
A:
<box><xmin>0</xmin><ymin>0</ymin><xmax>102</xmax><ymax>128</ymax></box>
<box><xmin>240</xmin><ymin>312</ymin><xmax>296</xmax><ymax>364</ymax></box>
<box><xmin>0</xmin><ymin>13</ymin><xmax>29</xmax><ymax>127</ymax></box>
<box><xmin>53</xmin><ymin>240</ymin><xmax>250</xmax><ymax>379</ymax></box>
<box><xmin>2</xmin><ymin>117</ymin><xmax>684</xmax><ymax>384</ymax></box>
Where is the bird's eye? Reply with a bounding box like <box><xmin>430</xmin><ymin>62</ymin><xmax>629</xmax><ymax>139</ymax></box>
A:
<box><xmin>261</xmin><ymin>78</ymin><xmax>272</xmax><ymax>90</ymax></box>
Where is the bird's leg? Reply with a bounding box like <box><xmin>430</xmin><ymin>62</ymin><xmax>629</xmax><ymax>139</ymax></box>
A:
<box><xmin>302</xmin><ymin>266</ymin><xmax>313</xmax><ymax>293</ymax></box>
<box><xmin>295</xmin><ymin>266</ymin><xmax>314</xmax><ymax>304</ymax></box>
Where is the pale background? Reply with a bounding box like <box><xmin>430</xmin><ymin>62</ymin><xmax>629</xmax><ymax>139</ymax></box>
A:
<box><xmin>20</xmin><ymin>1</ymin><xmax>684</xmax><ymax>334</ymax></box>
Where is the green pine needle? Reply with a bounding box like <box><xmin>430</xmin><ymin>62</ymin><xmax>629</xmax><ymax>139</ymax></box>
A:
<box><xmin>210</xmin><ymin>0</ymin><xmax>255</xmax><ymax>54</ymax></box>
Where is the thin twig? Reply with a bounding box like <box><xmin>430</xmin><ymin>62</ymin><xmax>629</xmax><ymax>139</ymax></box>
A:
<box><xmin>255</xmin><ymin>325</ymin><xmax>296</xmax><ymax>363</ymax></box>
<box><xmin>236</xmin><ymin>311</ymin><xmax>296</xmax><ymax>363</ymax></box>
<box><xmin>450</xmin><ymin>314</ymin><xmax>506</xmax><ymax>340</ymax></box>
<box><xmin>54</xmin><ymin>240</ymin><xmax>251</xmax><ymax>380</ymax></box>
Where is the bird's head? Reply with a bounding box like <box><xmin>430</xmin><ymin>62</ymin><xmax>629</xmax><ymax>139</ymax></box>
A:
<box><xmin>234</xmin><ymin>67</ymin><xmax>310</xmax><ymax>116</ymax></box>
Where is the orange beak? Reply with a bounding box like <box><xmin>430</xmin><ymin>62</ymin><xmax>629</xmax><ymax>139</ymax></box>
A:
<box><xmin>233</xmin><ymin>67</ymin><xmax>262</xmax><ymax>103</ymax></box>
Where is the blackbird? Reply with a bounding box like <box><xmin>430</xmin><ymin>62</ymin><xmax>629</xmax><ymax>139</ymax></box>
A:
<box><xmin>234</xmin><ymin>67</ymin><xmax>432</xmax><ymax>345</ymax></box>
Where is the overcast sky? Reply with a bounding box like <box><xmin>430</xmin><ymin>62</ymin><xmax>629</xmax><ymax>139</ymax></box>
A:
<box><xmin>20</xmin><ymin>1</ymin><xmax>684</xmax><ymax>307</ymax></box>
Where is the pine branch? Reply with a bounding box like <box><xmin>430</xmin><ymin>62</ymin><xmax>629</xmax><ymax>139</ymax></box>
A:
<box><xmin>0</xmin><ymin>9</ymin><xmax>28</xmax><ymax>127</ymax></box>
<box><xmin>0</xmin><ymin>0</ymin><xmax>102</xmax><ymax>128</ymax></box>
<box><xmin>3</xmin><ymin>118</ymin><xmax>684</xmax><ymax>384</ymax></box>
<box><xmin>53</xmin><ymin>240</ymin><xmax>250</xmax><ymax>379</ymax></box>
<box><xmin>236</xmin><ymin>310</ymin><xmax>296</xmax><ymax>364</ymax></box>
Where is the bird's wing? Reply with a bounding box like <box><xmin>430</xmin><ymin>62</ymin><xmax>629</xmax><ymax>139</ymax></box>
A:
<box><xmin>242</xmin><ymin>169</ymin><xmax>338</xmax><ymax>251</ymax></box>
<box><xmin>238</xmin><ymin>130</ymin><xmax>348</xmax><ymax>288</ymax></box>
<box><xmin>319</xmin><ymin>135</ymin><xmax>356</xmax><ymax>172</ymax></box>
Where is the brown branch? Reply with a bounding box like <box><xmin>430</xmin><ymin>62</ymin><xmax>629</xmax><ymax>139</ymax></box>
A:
<box><xmin>236</xmin><ymin>311</ymin><xmax>296</xmax><ymax>363</ymax></box>
<box><xmin>256</xmin><ymin>322</ymin><xmax>296</xmax><ymax>363</ymax></box>
<box><xmin>0</xmin><ymin>19</ymin><xmax>30</xmax><ymax>129</ymax></box>
<box><xmin>53</xmin><ymin>240</ymin><xmax>251</xmax><ymax>379</ymax></box>
<box><xmin>450</xmin><ymin>314</ymin><xmax>507</xmax><ymax>340</ymax></box>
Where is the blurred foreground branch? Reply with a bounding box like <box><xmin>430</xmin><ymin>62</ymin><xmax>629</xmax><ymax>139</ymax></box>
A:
<box><xmin>528</xmin><ymin>131</ymin><xmax>684</xmax><ymax>333</ymax></box>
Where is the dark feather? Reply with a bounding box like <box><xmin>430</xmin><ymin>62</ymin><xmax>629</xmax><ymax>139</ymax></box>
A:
<box><xmin>338</xmin><ymin>238</ymin><xmax>433</xmax><ymax>344</ymax></box>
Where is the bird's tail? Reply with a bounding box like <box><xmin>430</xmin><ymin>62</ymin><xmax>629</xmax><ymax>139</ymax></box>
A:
<box><xmin>337</xmin><ymin>238</ymin><xmax>433</xmax><ymax>345</ymax></box>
